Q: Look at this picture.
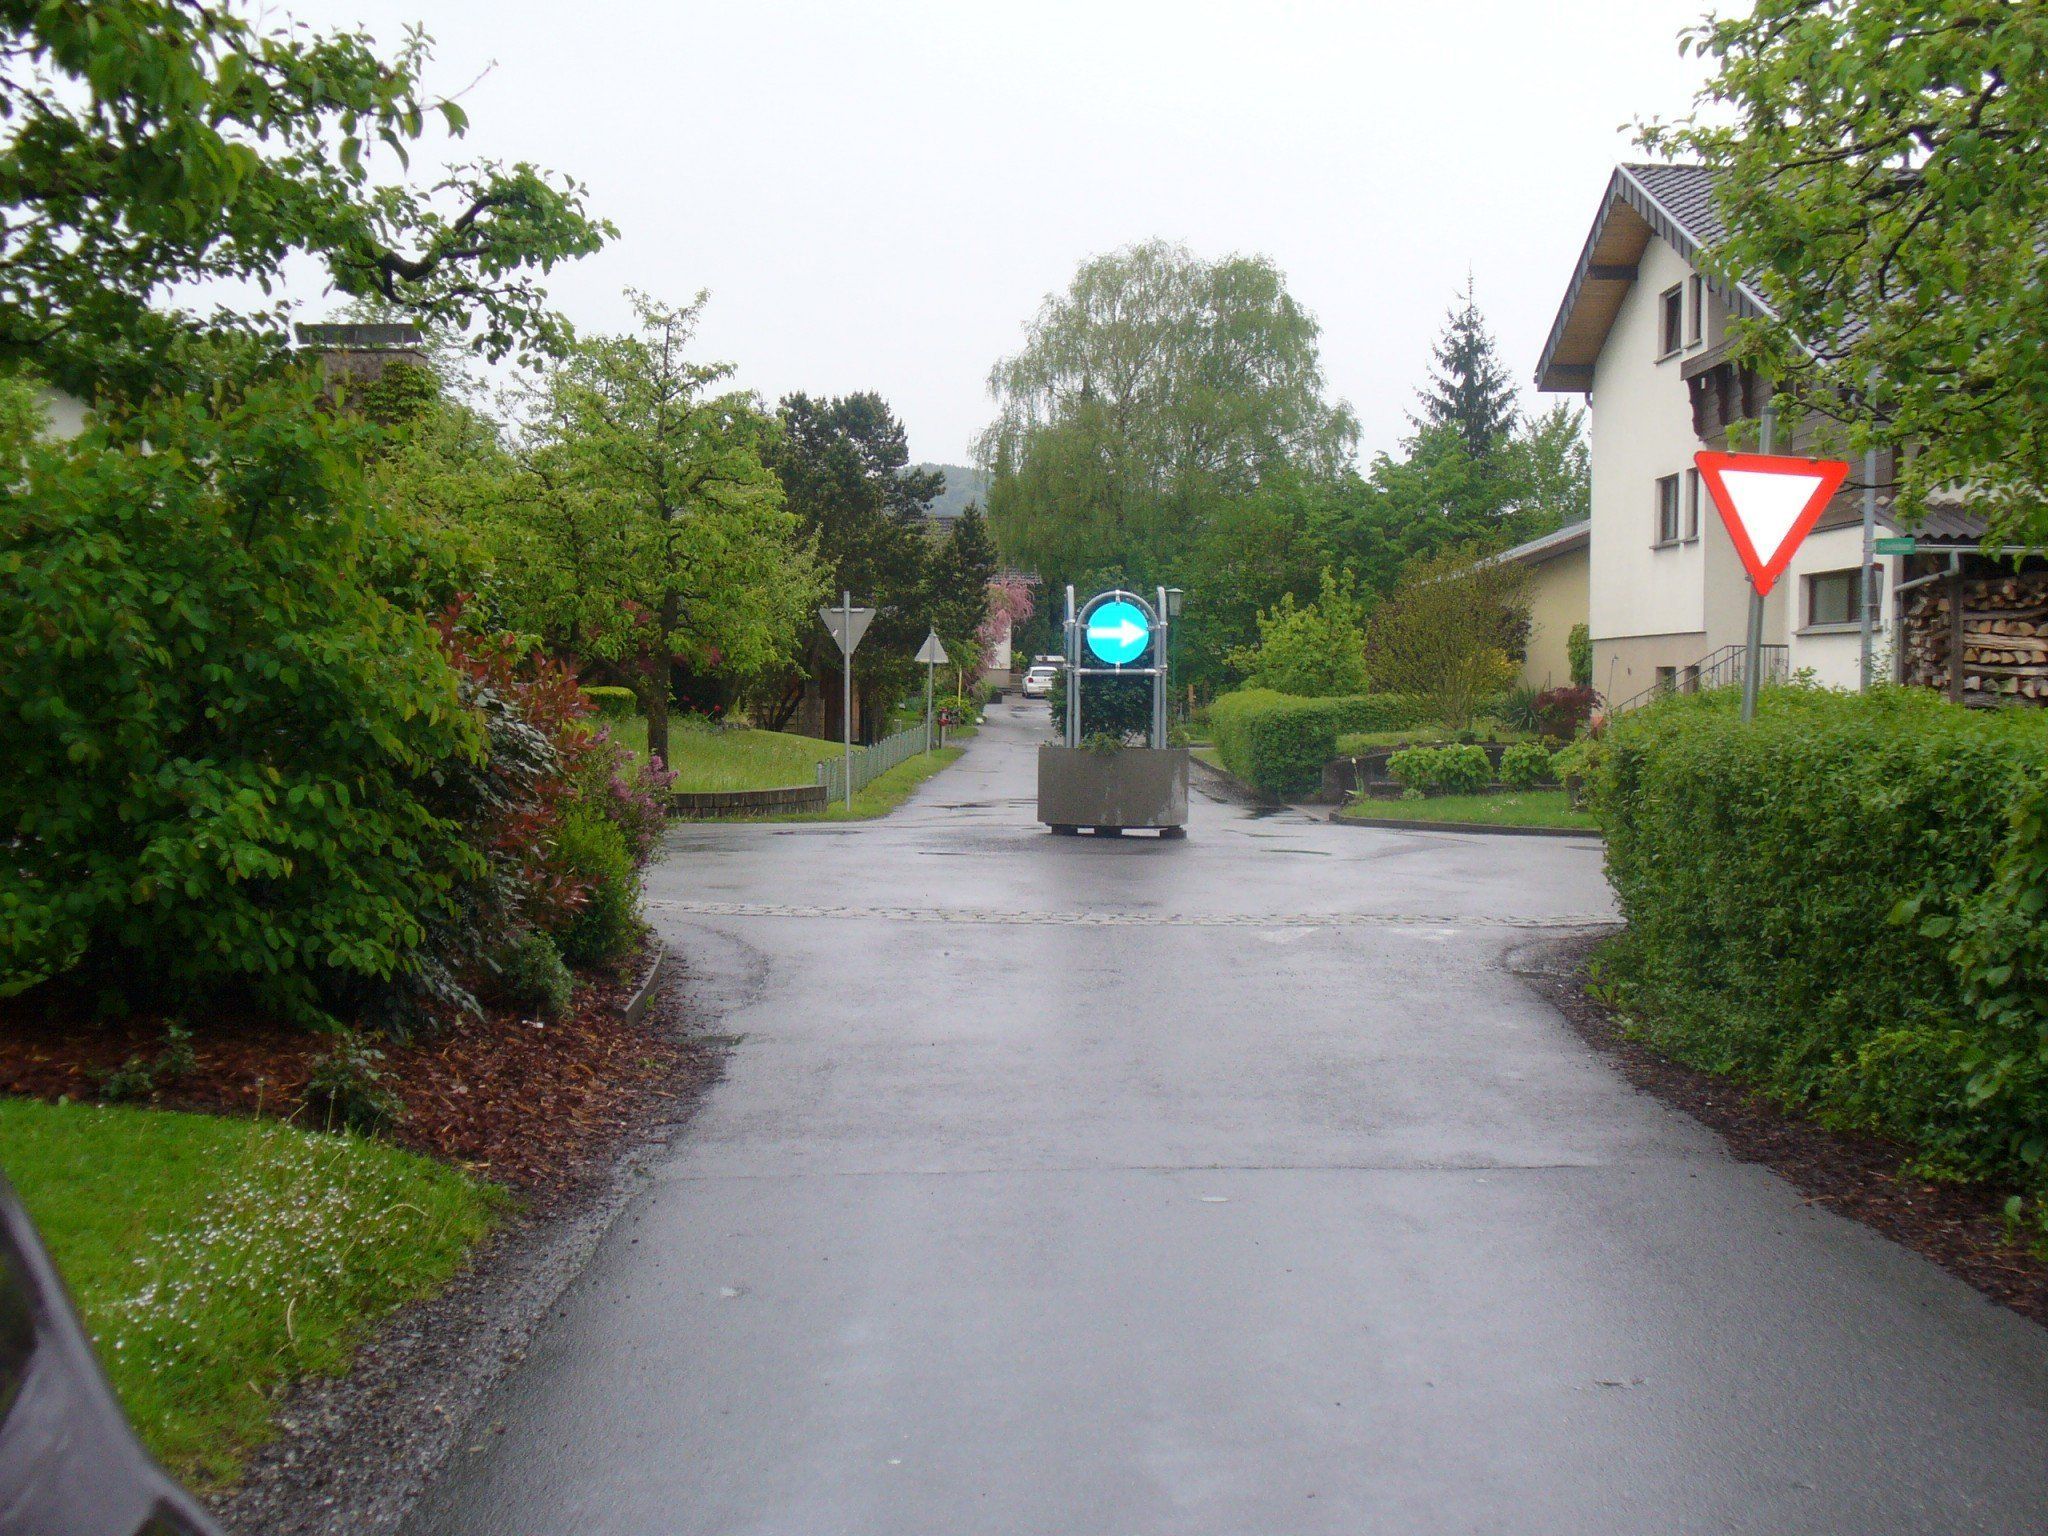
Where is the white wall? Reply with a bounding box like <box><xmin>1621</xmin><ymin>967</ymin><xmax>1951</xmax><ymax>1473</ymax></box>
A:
<box><xmin>1588</xmin><ymin>235</ymin><xmax>1710</xmax><ymax>648</ymax></box>
<box><xmin>1784</xmin><ymin>521</ymin><xmax>1899</xmax><ymax>690</ymax></box>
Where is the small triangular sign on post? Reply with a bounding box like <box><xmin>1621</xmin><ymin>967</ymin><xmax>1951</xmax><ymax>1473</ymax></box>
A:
<box><xmin>914</xmin><ymin>632</ymin><xmax>949</xmax><ymax>666</ymax></box>
<box><xmin>819</xmin><ymin>603</ymin><xmax>875</xmax><ymax>656</ymax></box>
<box><xmin>1695</xmin><ymin>450</ymin><xmax>1851</xmax><ymax>596</ymax></box>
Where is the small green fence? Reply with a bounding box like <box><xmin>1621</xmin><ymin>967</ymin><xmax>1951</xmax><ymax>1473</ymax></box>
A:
<box><xmin>815</xmin><ymin>723</ymin><xmax>931</xmax><ymax>803</ymax></box>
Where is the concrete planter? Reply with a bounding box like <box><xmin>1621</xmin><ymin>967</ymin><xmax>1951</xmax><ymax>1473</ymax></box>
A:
<box><xmin>1038</xmin><ymin>745</ymin><xmax>1189</xmax><ymax>835</ymax></box>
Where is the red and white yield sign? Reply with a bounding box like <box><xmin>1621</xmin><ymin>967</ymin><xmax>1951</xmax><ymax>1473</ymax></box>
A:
<box><xmin>1694</xmin><ymin>451</ymin><xmax>1851</xmax><ymax>596</ymax></box>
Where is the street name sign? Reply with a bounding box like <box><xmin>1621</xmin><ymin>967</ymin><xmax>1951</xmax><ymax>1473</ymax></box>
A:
<box><xmin>1695</xmin><ymin>450</ymin><xmax>1851</xmax><ymax>596</ymax></box>
<box><xmin>819</xmin><ymin>602</ymin><xmax>875</xmax><ymax>656</ymax></box>
<box><xmin>1085</xmin><ymin>599</ymin><xmax>1151</xmax><ymax>665</ymax></box>
<box><xmin>1875</xmin><ymin>535</ymin><xmax>1918</xmax><ymax>556</ymax></box>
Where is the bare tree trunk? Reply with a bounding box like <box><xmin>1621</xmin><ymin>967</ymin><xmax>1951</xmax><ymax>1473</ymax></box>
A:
<box><xmin>647</xmin><ymin>590</ymin><xmax>681</xmax><ymax>766</ymax></box>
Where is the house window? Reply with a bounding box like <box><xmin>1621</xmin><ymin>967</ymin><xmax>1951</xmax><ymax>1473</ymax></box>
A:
<box><xmin>1659</xmin><ymin>285</ymin><xmax>1684</xmax><ymax>356</ymax></box>
<box><xmin>1684</xmin><ymin>467</ymin><xmax>1702</xmax><ymax>539</ymax></box>
<box><xmin>1680</xmin><ymin>664</ymin><xmax>1701</xmax><ymax>694</ymax></box>
<box><xmin>1687</xmin><ymin>274</ymin><xmax>1704</xmax><ymax>346</ymax></box>
<box><xmin>1655</xmin><ymin>666</ymin><xmax>1678</xmax><ymax>695</ymax></box>
<box><xmin>1655</xmin><ymin>474</ymin><xmax>1682</xmax><ymax>544</ymax></box>
<box><xmin>1806</xmin><ymin>567</ymin><xmax>1867</xmax><ymax>628</ymax></box>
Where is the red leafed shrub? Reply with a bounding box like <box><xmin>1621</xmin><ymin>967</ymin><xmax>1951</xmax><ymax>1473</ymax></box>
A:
<box><xmin>1533</xmin><ymin>685</ymin><xmax>1600</xmax><ymax>743</ymax></box>
<box><xmin>431</xmin><ymin>607</ymin><xmax>596</xmax><ymax>950</ymax></box>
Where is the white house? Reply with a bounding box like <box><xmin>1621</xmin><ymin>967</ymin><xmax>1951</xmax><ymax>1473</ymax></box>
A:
<box><xmin>1534</xmin><ymin>164</ymin><xmax>1924</xmax><ymax>705</ymax></box>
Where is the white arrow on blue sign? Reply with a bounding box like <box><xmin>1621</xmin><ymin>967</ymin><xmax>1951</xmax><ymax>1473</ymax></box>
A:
<box><xmin>1085</xmin><ymin>600</ymin><xmax>1151</xmax><ymax>665</ymax></box>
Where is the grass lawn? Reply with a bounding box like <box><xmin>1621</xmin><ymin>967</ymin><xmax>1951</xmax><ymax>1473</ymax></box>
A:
<box><xmin>1338</xmin><ymin>788</ymin><xmax>1599</xmax><ymax>832</ymax></box>
<box><xmin>0</xmin><ymin>1098</ymin><xmax>500</xmax><ymax>1487</ymax></box>
<box><xmin>788</xmin><ymin>745</ymin><xmax>964</xmax><ymax>821</ymax></box>
<box><xmin>610</xmin><ymin>720</ymin><xmax>842</xmax><ymax>791</ymax></box>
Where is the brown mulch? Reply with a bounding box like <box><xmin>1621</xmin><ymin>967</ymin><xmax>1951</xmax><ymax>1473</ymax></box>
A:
<box><xmin>0</xmin><ymin>947</ymin><xmax>709</xmax><ymax>1200</ymax></box>
<box><xmin>1521</xmin><ymin>933</ymin><xmax>2048</xmax><ymax>1329</ymax></box>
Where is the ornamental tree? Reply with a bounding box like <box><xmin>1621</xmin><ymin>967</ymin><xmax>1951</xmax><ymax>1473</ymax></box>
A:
<box><xmin>507</xmin><ymin>292</ymin><xmax>821</xmax><ymax>766</ymax></box>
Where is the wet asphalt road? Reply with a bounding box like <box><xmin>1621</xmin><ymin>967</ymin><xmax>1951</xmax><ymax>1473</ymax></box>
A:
<box><xmin>409</xmin><ymin>705</ymin><xmax>2048</xmax><ymax>1536</ymax></box>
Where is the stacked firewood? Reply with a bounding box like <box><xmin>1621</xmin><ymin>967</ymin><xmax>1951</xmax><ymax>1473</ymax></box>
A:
<box><xmin>1901</xmin><ymin>572</ymin><xmax>2048</xmax><ymax>704</ymax></box>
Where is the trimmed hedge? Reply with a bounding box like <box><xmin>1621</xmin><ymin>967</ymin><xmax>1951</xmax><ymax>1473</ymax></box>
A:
<box><xmin>1599</xmin><ymin>686</ymin><xmax>2048</xmax><ymax>1218</ymax></box>
<box><xmin>581</xmin><ymin>685</ymin><xmax>639</xmax><ymax>720</ymax></box>
<box><xmin>1209</xmin><ymin>689</ymin><xmax>1435</xmax><ymax>796</ymax></box>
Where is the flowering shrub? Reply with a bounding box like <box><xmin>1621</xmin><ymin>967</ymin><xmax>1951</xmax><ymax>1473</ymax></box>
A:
<box><xmin>570</xmin><ymin>725</ymin><xmax>674</xmax><ymax>867</ymax></box>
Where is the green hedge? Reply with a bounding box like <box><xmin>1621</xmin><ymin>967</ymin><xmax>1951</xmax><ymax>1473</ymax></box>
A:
<box><xmin>1388</xmin><ymin>743</ymin><xmax>1490</xmax><ymax>796</ymax></box>
<box><xmin>1209</xmin><ymin>689</ymin><xmax>1434</xmax><ymax>796</ymax></box>
<box><xmin>1599</xmin><ymin>686</ymin><xmax>2048</xmax><ymax>1217</ymax></box>
<box><xmin>580</xmin><ymin>685</ymin><xmax>639</xmax><ymax>720</ymax></box>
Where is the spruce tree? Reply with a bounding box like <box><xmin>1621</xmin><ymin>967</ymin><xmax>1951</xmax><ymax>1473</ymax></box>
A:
<box><xmin>1412</xmin><ymin>276</ymin><xmax>1519</xmax><ymax>460</ymax></box>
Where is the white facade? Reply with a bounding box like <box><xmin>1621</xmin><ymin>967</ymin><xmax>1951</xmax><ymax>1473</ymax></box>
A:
<box><xmin>1576</xmin><ymin>227</ymin><xmax>1896</xmax><ymax>698</ymax></box>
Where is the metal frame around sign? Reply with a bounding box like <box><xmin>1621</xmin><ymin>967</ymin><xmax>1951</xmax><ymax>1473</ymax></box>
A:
<box><xmin>1063</xmin><ymin>586</ymin><xmax>1171</xmax><ymax>746</ymax></box>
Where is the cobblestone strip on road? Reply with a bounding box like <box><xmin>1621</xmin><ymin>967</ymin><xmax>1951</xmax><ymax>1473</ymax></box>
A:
<box><xmin>646</xmin><ymin>899</ymin><xmax>1617</xmax><ymax>931</ymax></box>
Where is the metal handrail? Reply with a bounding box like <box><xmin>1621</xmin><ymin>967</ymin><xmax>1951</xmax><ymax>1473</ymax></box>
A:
<box><xmin>1608</xmin><ymin>642</ymin><xmax>1788</xmax><ymax>716</ymax></box>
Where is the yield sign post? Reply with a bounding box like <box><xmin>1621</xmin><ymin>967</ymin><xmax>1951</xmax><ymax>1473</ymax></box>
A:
<box><xmin>1695</xmin><ymin>448</ymin><xmax>1850</xmax><ymax>719</ymax></box>
<box><xmin>818</xmin><ymin>593</ymin><xmax>875</xmax><ymax>809</ymax></box>
<box><xmin>915</xmin><ymin>630</ymin><xmax>949</xmax><ymax>752</ymax></box>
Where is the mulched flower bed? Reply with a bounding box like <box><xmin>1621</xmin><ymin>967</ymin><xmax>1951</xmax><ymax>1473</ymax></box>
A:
<box><xmin>1523</xmin><ymin>933</ymin><xmax>2048</xmax><ymax>1328</ymax></box>
<box><xmin>0</xmin><ymin>947</ymin><xmax>699</xmax><ymax>1198</ymax></box>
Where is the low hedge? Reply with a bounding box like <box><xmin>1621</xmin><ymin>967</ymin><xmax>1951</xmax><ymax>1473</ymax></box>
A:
<box><xmin>1388</xmin><ymin>743</ymin><xmax>1490</xmax><ymax>796</ymax></box>
<box><xmin>1598</xmin><ymin>686</ymin><xmax>2048</xmax><ymax>1221</ymax></box>
<box><xmin>1209</xmin><ymin>689</ymin><xmax>1435</xmax><ymax>796</ymax></box>
<box><xmin>580</xmin><ymin>685</ymin><xmax>639</xmax><ymax>720</ymax></box>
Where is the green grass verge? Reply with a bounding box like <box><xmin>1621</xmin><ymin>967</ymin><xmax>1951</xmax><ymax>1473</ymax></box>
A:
<box><xmin>0</xmin><ymin>1098</ymin><xmax>500</xmax><ymax>1487</ymax></box>
<box><xmin>786</xmin><ymin>745</ymin><xmax>964</xmax><ymax>821</ymax></box>
<box><xmin>611</xmin><ymin>720</ymin><xmax>841</xmax><ymax>791</ymax></box>
<box><xmin>1337</xmin><ymin>788</ymin><xmax>1599</xmax><ymax>832</ymax></box>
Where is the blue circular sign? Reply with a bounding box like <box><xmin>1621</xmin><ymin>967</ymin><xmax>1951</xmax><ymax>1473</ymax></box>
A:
<box><xmin>1085</xmin><ymin>599</ymin><xmax>1151</xmax><ymax>665</ymax></box>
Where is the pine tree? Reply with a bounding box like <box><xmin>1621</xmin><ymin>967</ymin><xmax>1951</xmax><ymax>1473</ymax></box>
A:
<box><xmin>931</xmin><ymin>502</ymin><xmax>999</xmax><ymax>649</ymax></box>
<box><xmin>1412</xmin><ymin>276</ymin><xmax>1518</xmax><ymax>460</ymax></box>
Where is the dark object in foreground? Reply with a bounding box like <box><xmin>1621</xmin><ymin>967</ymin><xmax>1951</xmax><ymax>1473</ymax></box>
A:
<box><xmin>0</xmin><ymin>1170</ymin><xmax>222</xmax><ymax>1535</ymax></box>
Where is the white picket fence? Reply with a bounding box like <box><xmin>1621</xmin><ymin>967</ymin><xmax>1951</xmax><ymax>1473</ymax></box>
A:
<box><xmin>815</xmin><ymin>723</ymin><xmax>930</xmax><ymax>803</ymax></box>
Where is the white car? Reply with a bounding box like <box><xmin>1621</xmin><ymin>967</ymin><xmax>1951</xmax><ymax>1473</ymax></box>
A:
<box><xmin>1021</xmin><ymin>664</ymin><xmax>1059</xmax><ymax>698</ymax></box>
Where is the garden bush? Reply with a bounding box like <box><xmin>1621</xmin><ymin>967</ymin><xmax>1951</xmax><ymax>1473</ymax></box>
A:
<box><xmin>580</xmin><ymin>685</ymin><xmax>639</xmax><ymax>720</ymax></box>
<box><xmin>1497</xmin><ymin>741</ymin><xmax>1554</xmax><ymax>789</ymax></box>
<box><xmin>1209</xmin><ymin>689</ymin><xmax>1436</xmax><ymax>796</ymax></box>
<box><xmin>0</xmin><ymin>376</ymin><xmax>491</xmax><ymax>1024</ymax></box>
<box><xmin>1598</xmin><ymin>686</ymin><xmax>2048</xmax><ymax>1225</ymax></box>
<box><xmin>1533</xmin><ymin>685</ymin><xmax>1600</xmax><ymax>742</ymax></box>
<box><xmin>548</xmin><ymin>808</ymin><xmax>642</xmax><ymax>967</ymax></box>
<box><xmin>1387</xmin><ymin>744</ymin><xmax>1491</xmax><ymax>797</ymax></box>
<box><xmin>493</xmin><ymin>930</ymin><xmax>573</xmax><ymax>1021</ymax></box>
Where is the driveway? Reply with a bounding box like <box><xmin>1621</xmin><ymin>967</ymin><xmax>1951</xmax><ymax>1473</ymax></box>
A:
<box><xmin>408</xmin><ymin>703</ymin><xmax>2048</xmax><ymax>1535</ymax></box>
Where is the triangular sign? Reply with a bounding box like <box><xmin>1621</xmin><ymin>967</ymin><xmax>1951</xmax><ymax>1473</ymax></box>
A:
<box><xmin>818</xmin><ymin>603</ymin><xmax>875</xmax><ymax>656</ymax></box>
<box><xmin>915</xmin><ymin>632</ymin><xmax>949</xmax><ymax>666</ymax></box>
<box><xmin>1695</xmin><ymin>451</ymin><xmax>1851</xmax><ymax>596</ymax></box>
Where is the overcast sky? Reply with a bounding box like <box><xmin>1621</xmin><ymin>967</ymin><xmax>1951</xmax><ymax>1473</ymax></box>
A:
<box><xmin>288</xmin><ymin>0</ymin><xmax>1722</xmax><ymax>466</ymax></box>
